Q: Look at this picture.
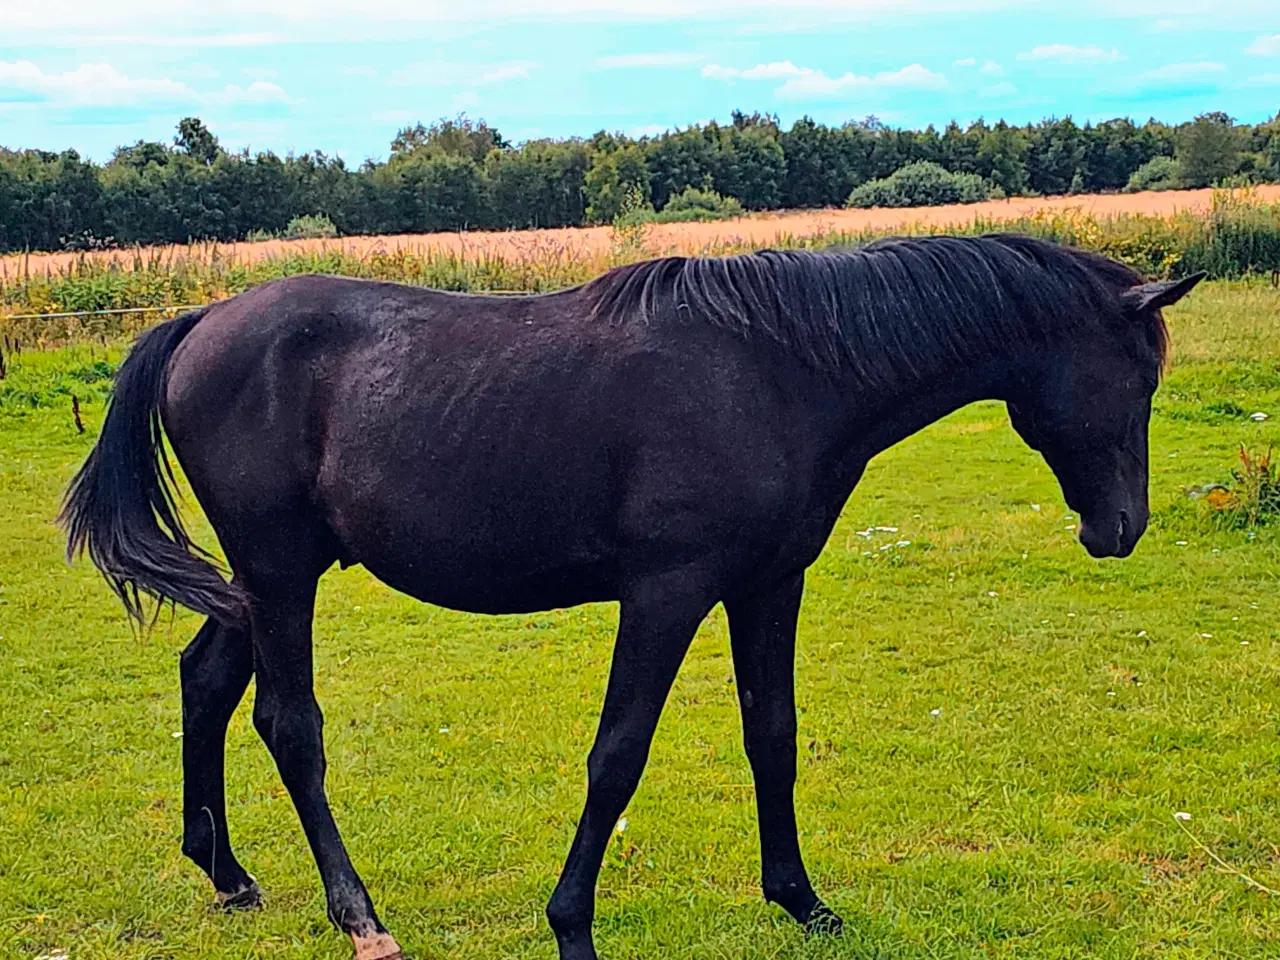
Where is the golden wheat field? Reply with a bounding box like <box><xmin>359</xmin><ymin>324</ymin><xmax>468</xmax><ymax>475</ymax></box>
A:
<box><xmin>5</xmin><ymin>185</ymin><xmax>1277</xmax><ymax>278</ymax></box>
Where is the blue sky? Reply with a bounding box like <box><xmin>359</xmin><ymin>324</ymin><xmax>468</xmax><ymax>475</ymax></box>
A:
<box><xmin>2</xmin><ymin>1</ymin><xmax>1278</xmax><ymax>164</ymax></box>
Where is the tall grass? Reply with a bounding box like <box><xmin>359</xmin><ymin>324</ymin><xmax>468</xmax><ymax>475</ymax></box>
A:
<box><xmin>4</xmin><ymin>188</ymin><xmax>1280</xmax><ymax>345</ymax></box>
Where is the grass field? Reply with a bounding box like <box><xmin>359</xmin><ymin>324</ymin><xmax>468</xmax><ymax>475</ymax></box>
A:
<box><xmin>1</xmin><ymin>280</ymin><xmax>1279</xmax><ymax>959</ymax></box>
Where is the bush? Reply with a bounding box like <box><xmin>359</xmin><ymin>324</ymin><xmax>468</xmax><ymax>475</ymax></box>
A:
<box><xmin>653</xmin><ymin>187</ymin><xmax>744</xmax><ymax>222</ymax></box>
<box><xmin>283</xmin><ymin>214</ymin><xmax>339</xmax><ymax>239</ymax></box>
<box><xmin>1199</xmin><ymin>446</ymin><xmax>1279</xmax><ymax>529</ymax></box>
<box><xmin>610</xmin><ymin>183</ymin><xmax>654</xmax><ymax>254</ymax></box>
<box><xmin>1126</xmin><ymin>156</ymin><xmax>1184</xmax><ymax>193</ymax></box>
<box><xmin>847</xmin><ymin>161</ymin><xmax>990</xmax><ymax>209</ymax></box>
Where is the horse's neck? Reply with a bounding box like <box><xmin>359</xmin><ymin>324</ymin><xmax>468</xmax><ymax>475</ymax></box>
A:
<box><xmin>837</xmin><ymin>350</ymin><xmax>1023</xmax><ymax>465</ymax></box>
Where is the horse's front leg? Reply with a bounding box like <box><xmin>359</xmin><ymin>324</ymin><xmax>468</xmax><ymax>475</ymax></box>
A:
<box><xmin>545</xmin><ymin>569</ymin><xmax>718</xmax><ymax>960</ymax></box>
<box><xmin>726</xmin><ymin>572</ymin><xmax>844</xmax><ymax>933</ymax></box>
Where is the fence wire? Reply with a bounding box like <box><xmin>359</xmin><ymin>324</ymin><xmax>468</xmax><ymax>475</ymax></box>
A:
<box><xmin>2</xmin><ymin>291</ymin><xmax>537</xmax><ymax>323</ymax></box>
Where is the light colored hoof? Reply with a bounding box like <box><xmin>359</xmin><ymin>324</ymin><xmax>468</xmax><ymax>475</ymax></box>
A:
<box><xmin>215</xmin><ymin>879</ymin><xmax>263</xmax><ymax>911</ymax></box>
<box><xmin>352</xmin><ymin>932</ymin><xmax>403</xmax><ymax>960</ymax></box>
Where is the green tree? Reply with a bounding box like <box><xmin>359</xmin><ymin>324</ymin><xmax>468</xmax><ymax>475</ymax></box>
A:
<box><xmin>644</xmin><ymin>126</ymin><xmax>718</xmax><ymax>209</ymax></box>
<box><xmin>584</xmin><ymin>142</ymin><xmax>651</xmax><ymax>223</ymax></box>
<box><xmin>174</xmin><ymin>117</ymin><xmax>220</xmax><ymax>166</ymax></box>
<box><xmin>712</xmin><ymin>116</ymin><xmax>784</xmax><ymax>210</ymax></box>
<box><xmin>391</xmin><ymin>115</ymin><xmax>507</xmax><ymax>162</ymax></box>
<box><xmin>1176</xmin><ymin>112</ymin><xmax>1243</xmax><ymax>187</ymax></box>
<box><xmin>938</xmin><ymin>119</ymin><xmax>986</xmax><ymax>176</ymax></box>
<box><xmin>977</xmin><ymin>122</ymin><xmax>1029</xmax><ymax>195</ymax></box>
<box><xmin>2</xmin><ymin>149</ymin><xmax>106</xmax><ymax>249</ymax></box>
<box><xmin>1080</xmin><ymin>118</ymin><xmax>1169</xmax><ymax>192</ymax></box>
<box><xmin>1026</xmin><ymin>117</ymin><xmax>1084</xmax><ymax>195</ymax></box>
<box><xmin>113</xmin><ymin>140</ymin><xmax>172</xmax><ymax>170</ymax></box>
<box><xmin>393</xmin><ymin>152</ymin><xmax>490</xmax><ymax>231</ymax></box>
<box><xmin>779</xmin><ymin>117</ymin><xmax>853</xmax><ymax>208</ymax></box>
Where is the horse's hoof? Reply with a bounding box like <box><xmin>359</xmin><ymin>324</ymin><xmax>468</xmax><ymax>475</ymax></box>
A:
<box><xmin>215</xmin><ymin>879</ymin><xmax>263</xmax><ymax>911</ymax></box>
<box><xmin>804</xmin><ymin>902</ymin><xmax>844</xmax><ymax>936</ymax></box>
<box><xmin>352</xmin><ymin>932</ymin><xmax>403</xmax><ymax>960</ymax></box>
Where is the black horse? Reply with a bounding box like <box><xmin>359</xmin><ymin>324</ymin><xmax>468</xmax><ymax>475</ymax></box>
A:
<box><xmin>62</xmin><ymin>235</ymin><xmax>1203</xmax><ymax>960</ymax></box>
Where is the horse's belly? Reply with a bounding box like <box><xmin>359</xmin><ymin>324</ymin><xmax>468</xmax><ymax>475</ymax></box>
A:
<box><xmin>326</xmin><ymin>478</ymin><xmax>620</xmax><ymax>614</ymax></box>
<box><xmin>356</xmin><ymin>546</ymin><xmax>617</xmax><ymax>614</ymax></box>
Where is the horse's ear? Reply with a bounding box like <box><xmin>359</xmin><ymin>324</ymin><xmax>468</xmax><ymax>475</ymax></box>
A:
<box><xmin>1120</xmin><ymin>272</ymin><xmax>1207</xmax><ymax>313</ymax></box>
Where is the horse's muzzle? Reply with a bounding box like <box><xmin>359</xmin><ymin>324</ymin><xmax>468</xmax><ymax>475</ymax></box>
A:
<box><xmin>1079</xmin><ymin>508</ymin><xmax>1143</xmax><ymax>559</ymax></box>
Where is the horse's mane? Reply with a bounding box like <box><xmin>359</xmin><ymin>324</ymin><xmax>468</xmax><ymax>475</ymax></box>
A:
<box><xmin>585</xmin><ymin>234</ymin><xmax>1168</xmax><ymax>382</ymax></box>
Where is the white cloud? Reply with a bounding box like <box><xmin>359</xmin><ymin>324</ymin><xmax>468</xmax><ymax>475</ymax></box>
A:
<box><xmin>1137</xmin><ymin>60</ymin><xmax>1227</xmax><ymax>82</ymax></box>
<box><xmin>1247</xmin><ymin>34</ymin><xmax>1280</xmax><ymax>56</ymax></box>
<box><xmin>390</xmin><ymin>60</ymin><xmax>539</xmax><ymax>87</ymax></box>
<box><xmin>953</xmin><ymin>57</ymin><xmax>978</xmax><ymax>67</ymax></box>
<box><xmin>703</xmin><ymin>60</ymin><xmax>807</xmax><ymax>80</ymax></box>
<box><xmin>209</xmin><ymin>80</ymin><xmax>292</xmax><ymax>104</ymax></box>
<box><xmin>1017</xmin><ymin>44</ymin><xmax>1126</xmax><ymax>64</ymax></box>
<box><xmin>1109</xmin><ymin>60</ymin><xmax>1228</xmax><ymax>94</ymax></box>
<box><xmin>979</xmin><ymin>59</ymin><xmax>1003</xmax><ymax>76</ymax></box>
<box><xmin>3</xmin><ymin>0</ymin><xmax>1276</xmax><ymax>44</ymax></box>
<box><xmin>1244</xmin><ymin>73</ymin><xmax>1280</xmax><ymax>86</ymax></box>
<box><xmin>0</xmin><ymin>0</ymin><xmax>1027</xmax><ymax>35</ymax></box>
<box><xmin>704</xmin><ymin>60</ymin><xmax>946</xmax><ymax>98</ymax></box>
<box><xmin>53</xmin><ymin>31</ymin><xmax>280</xmax><ymax>47</ymax></box>
<box><xmin>782</xmin><ymin>63</ymin><xmax>947</xmax><ymax>98</ymax></box>
<box><xmin>978</xmin><ymin>80</ymin><xmax>1018</xmax><ymax>98</ymax></box>
<box><xmin>0</xmin><ymin>59</ymin><xmax>294</xmax><ymax>108</ymax></box>
<box><xmin>480</xmin><ymin>63</ymin><xmax>535</xmax><ymax>83</ymax></box>
<box><xmin>0</xmin><ymin>60</ymin><xmax>193</xmax><ymax>106</ymax></box>
<box><xmin>595</xmin><ymin>52</ymin><xmax>703</xmax><ymax>69</ymax></box>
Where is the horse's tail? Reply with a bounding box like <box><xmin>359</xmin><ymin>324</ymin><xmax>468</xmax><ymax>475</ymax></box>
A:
<box><xmin>59</xmin><ymin>308</ymin><xmax>251</xmax><ymax>629</ymax></box>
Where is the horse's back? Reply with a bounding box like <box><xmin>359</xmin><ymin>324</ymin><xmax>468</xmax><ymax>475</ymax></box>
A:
<box><xmin>160</xmin><ymin>274</ymin><xmax>827</xmax><ymax>611</ymax></box>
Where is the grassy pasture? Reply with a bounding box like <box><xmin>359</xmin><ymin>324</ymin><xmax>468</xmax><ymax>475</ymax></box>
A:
<box><xmin>1</xmin><ymin>281</ymin><xmax>1279</xmax><ymax>959</ymax></box>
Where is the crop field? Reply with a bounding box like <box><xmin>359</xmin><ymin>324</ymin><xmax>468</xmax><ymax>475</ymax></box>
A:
<box><xmin>4</xmin><ymin>187</ymin><xmax>1280</xmax><ymax>354</ymax></box>
<box><xmin>0</xmin><ymin>276</ymin><xmax>1278</xmax><ymax>959</ymax></box>
<box><xmin>4</xmin><ymin>185</ymin><xmax>1279</xmax><ymax>281</ymax></box>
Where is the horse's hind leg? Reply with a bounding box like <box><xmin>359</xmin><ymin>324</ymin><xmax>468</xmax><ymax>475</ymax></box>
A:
<box><xmin>180</xmin><ymin>616</ymin><xmax>260</xmax><ymax>907</ymax></box>
<box><xmin>244</xmin><ymin>554</ymin><xmax>401</xmax><ymax>960</ymax></box>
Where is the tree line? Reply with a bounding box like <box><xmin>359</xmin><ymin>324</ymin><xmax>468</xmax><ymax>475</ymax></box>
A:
<box><xmin>2</xmin><ymin>110</ymin><xmax>1278</xmax><ymax>253</ymax></box>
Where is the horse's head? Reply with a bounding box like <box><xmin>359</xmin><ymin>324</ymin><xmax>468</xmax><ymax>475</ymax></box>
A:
<box><xmin>1007</xmin><ymin>271</ymin><xmax>1205</xmax><ymax>559</ymax></box>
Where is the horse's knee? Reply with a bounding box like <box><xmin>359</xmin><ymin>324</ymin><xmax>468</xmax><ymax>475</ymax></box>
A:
<box><xmin>545</xmin><ymin>888</ymin><xmax>591</xmax><ymax>940</ymax></box>
<box><xmin>250</xmin><ymin>691</ymin><xmax>277</xmax><ymax>741</ymax></box>
<box><xmin>744</xmin><ymin>727</ymin><xmax>797</xmax><ymax>777</ymax></box>
<box><xmin>180</xmin><ymin>623</ymin><xmax>251</xmax><ymax>726</ymax></box>
<box><xmin>585</xmin><ymin>734</ymin><xmax>646</xmax><ymax>806</ymax></box>
<box><xmin>181</xmin><ymin>815</ymin><xmax>215</xmax><ymax>871</ymax></box>
<box><xmin>253</xmin><ymin>692</ymin><xmax>326</xmax><ymax>784</ymax></box>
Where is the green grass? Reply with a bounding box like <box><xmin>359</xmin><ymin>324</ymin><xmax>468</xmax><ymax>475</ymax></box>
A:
<box><xmin>1</xmin><ymin>281</ymin><xmax>1279</xmax><ymax>959</ymax></box>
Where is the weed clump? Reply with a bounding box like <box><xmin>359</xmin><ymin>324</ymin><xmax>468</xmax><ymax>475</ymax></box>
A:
<box><xmin>1198</xmin><ymin>445</ymin><xmax>1280</xmax><ymax>529</ymax></box>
